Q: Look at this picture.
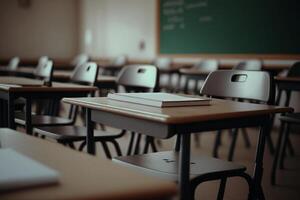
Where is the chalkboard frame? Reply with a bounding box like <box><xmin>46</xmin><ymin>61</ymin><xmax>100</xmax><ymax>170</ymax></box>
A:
<box><xmin>156</xmin><ymin>0</ymin><xmax>300</xmax><ymax>59</ymax></box>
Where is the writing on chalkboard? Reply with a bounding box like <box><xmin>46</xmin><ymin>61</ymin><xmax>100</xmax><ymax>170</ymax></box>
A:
<box><xmin>159</xmin><ymin>0</ymin><xmax>300</xmax><ymax>55</ymax></box>
<box><xmin>162</xmin><ymin>0</ymin><xmax>211</xmax><ymax>31</ymax></box>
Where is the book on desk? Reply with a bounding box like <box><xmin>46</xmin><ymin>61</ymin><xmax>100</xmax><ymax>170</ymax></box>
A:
<box><xmin>108</xmin><ymin>92</ymin><xmax>211</xmax><ymax>107</ymax></box>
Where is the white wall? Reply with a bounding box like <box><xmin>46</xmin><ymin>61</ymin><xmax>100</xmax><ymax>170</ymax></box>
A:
<box><xmin>0</xmin><ymin>0</ymin><xmax>79</xmax><ymax>59</ymax></box>
<box><xmin>79</xmin><ymin>0</ymin><xmax>156</xmax><ymax>59</ymax></box>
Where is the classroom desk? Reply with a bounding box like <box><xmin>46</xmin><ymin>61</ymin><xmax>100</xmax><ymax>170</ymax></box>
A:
<box><xmin>62</xmin><ymin>97</ymin><xmax>292</xmax><ymax>199</ymax></box>
<box><xmin>0</xmin><ymin>77</ymin><xmax>97</xmax><ymax>134</ymax></box>
<box><xmin>0</xmin><ymin>128</ymin><xmax>176</xmax><ymax>200</ymax></box>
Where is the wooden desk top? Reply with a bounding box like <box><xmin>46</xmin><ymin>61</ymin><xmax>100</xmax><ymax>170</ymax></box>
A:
<box><xmin>63</xmin><ymin>97</ymin><xmax>292</xmax><ymax>124</ymax></box>
<box><xmin>0</xmin><ymin>77</ymin><xmax>97</xmax><ymax>93</ymax></box>
<box><xmin>275</xmin><ymin>76</ymin><xmax>300</xmax><ymax>82</ymax></box>
<box><xmin>0</xmin><ymin>77</ymin><xmax>43</xmax><ymax>86</ymax></box>
<box><xmin>0</xmin><ymin>128</ymin><xmax>176</xmax><ymax>200</ymax></box>
<box><xmin>53</xmin><ymin>70</ymin><xmax>116</xmax><ymax>83</ymax></box>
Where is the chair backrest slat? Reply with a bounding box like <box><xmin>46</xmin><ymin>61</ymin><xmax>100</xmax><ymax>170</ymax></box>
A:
<box><xmin>200</xmin><ymin>70</ymin><xmax>275</xmax><ymax>104</ymax></box>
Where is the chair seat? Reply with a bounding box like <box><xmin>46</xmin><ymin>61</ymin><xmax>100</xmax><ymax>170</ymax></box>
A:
<box><xmin>280</xmin><ymin>113</ymin><xmax>300</xmax><ymax>124</ymax></box>
<box><xmin>113</xmin><ymin>151</ymin><xmax>246</xmax><ymax>181</ymax></box>
<box><xmin>33</xmin><ymin>126</ymin><xmax>122</xmax><ymax>142</ymax></box>
<box><xmin>15</xmin><ymin>112</ymin><xmax>73</xmax><ymax>126</ymax></box>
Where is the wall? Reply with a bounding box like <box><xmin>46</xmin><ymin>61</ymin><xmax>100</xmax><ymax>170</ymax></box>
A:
<box><xmin>79</xmin><ymin>0</ymin><xmax>156</xmax><ymax>59</ymax></box>
<box><xmin>0</xmin><ymin>0</ymin><xmax>79</xmax><ymax>59</ymax></box>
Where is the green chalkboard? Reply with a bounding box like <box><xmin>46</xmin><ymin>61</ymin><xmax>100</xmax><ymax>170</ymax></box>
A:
<box><xmin>158</xmin><ymin>0</ymin><xmax>300</xmax><ymax>56</ymax></box>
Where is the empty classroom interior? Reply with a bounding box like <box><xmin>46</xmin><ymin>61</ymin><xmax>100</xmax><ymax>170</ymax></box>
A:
<box><xmin>0</xmin><ymin>0</ymin><xmax>300</xmax><ymax>199</ymax></box>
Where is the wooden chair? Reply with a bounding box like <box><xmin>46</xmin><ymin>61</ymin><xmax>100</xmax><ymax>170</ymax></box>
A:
<box><xmin>117</xmin><ymin>64</ymin><xmax>160</xmax><ymax>155</ymax></box>
<box><xmin>113</xmin><ymin>70</ymin><xmax>275</xmax><ymax>200</ymax></box>
<box><xmin>15</xmin><ymin>62</ymin><xmax>94</xmax><ymax>130</ymax></box>
<box><xmin>271</xmin><ymin>62</ymin><xmax>300</xmax><ymax>185</ymax></box>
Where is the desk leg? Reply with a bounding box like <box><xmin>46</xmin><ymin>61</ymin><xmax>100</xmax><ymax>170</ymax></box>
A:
<box><xmin>179</xmin><ymin>133</ymin><xmax>191</xmax><ymax>200</ymax></box>
<box><xmin>25</xmin><ymin>98</ymin><xmax>32</xmax><ymax>135</ymax></box>
<box><xmin>7</xmin><ymin>94</ymin><xmax>15</xmax><ymax>130</ymax></box>
<box><xmin>86</xmin><ymin>108</ymin><xmax>95</xmax><ymax>155</ymax></box>
<box><xmin>253</xmin><ymin>118</ymin><xmax>269</xmax><ymax>199</ymax></box>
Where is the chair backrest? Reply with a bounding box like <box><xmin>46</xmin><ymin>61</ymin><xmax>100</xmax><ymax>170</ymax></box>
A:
<box><xmin>33</xmin><ymin>59</ymin><xmax>54</xmax><ymax>86</ymax></box>
<box><xmin>70</xmin><ymin>62</ymin><xmax>99</xmax><ymax>85</ymax></box>
<box><xmin>117</xmin><ymin>65</ymin><xmax>159</xmax><ymax>91</ymax></box>
<box><xmin>287</xmin><ymin>62</ymin><xmax>300</xmax><ymax>77</ymax></box>
<box><xmin>200</xmin><ymin>70</ymin><xmax>275</xmax><ymax>104</ymax></box>
<box><xmin>234</xmin><ymin>59</ymin><xmax>262</xmax><ymax>71</ymax></box>
<box><xmin>193</xmin><ymin>59</ymin><xmax>219</xmax><ymax>72</ymax></box>
<box><xmin>7</xmin><ymin>57</ymin><xmax>20</xmax><ymax>70</ymax></box>
<box><xmin>112</xmin><ymin>55</ymin><xmax>127</xmax><ymax>66</ymax></box>
<box><xmin>71</xmin><ymin>54</ymin><xmax>89</xmax><ymax>67</ymax></box>
<box><xmin>153</xmin><ymin>57</ymin><xmax>172</xmax><ymax>69</ymax></box>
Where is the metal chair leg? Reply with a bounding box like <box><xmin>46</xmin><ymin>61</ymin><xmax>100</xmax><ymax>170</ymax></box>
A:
<box><xmin>217</xmin><ymin>178</ymin><xmax>227</xmax><ymax>200</ymax></box>
<box><xmin>79</xmin><ymin>141</ymin><xmax>86</xmax><ymax>151</ymax></box>
<box><xmin>228</xmin><ymin>128</ymin><xmax>239</xmax><ymax>161</ymax></box>
<box><xmin>109</xmin><ymin>139</ymin><xmax>122</xmax><ymax>156</ymax></box>
<box><xmin>149</xmin><ymin>136</ymin><xmax>158</xmax><ymax>152</ymax></box>
<box><xmin>194</xmin><ymin>134</ymin><xmax>201</xmax><ymax>147</ymax></box>
<box><xmin>213</xmin><ymin>130</ymin><xmax>222</xmax><ymax>158</ymax></box>
<box><xmin>287</xmin><ymin>137</ymin><xmax>295</xmax><ymax>156</ymax></box>
<box><xmin>133</xmin><ymin>133</ymin><xmax>142</xmax><ymax>155</ymax></box>
<box><xmin>271</xmin><ymin>122</ymin><xmax>286</xmax><ymax>185</ymax></box>
<box><xmin>241</xmin><ymin>128</ymin><xmax>251</xmax><ymax>148</ymax></box>
<box><xmin>100</xmin><ymin>141</ymin><xmax>112</xmax><ymax>159</ymax></box>
<box><xmin>279</xmin><ymin>123</ymin><xmax>290</xmax><ymax>169</ymax></box>
<box><xmin>127</xmin><ymin>132</ymin><xmax>136</xmax><ymax>155</ymax></box>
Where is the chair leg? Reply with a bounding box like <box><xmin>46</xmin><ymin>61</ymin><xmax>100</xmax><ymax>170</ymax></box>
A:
<box><xmin>127</xmin><ymin>132</ymin><xmax>136</xmax><ymax>155</ymax></box>
<box><xmin>194</xmin><ymin>134</ymin><xmax>201</xmax><ymax>147</ymax></box>
<box><xmin>286</xmin><ymin>137</ymin><xmax>295</xmax><ymax>156</ymax></box>
<box><xmin>79</xmin><ymin>141</ymin><xmax>86</xmax><ymax>151</ymax></box>
<box><xmin>149</xmin><ymin>136</ymin><xmax>158</xmax><ymax>152</ymax></box>
<box><xmin>100</xmin><ymin>141</ymin><xmax>112</xmax><ymax>159</ymax></box>
<box><xmin>228</xmin><ymin>128</ymin><xmax>239</xmax><ymax>161</ymax></box>
<box><xmin>68</xmin><ymin>142</ymin><xmax>76</xmax><ymax>149</ymax></box>
<box><xmin>241</xmin><ymin>128</ymin><xmax>251</xmax><ymax>148</ymax></box>
<box><xmin>133</xmin><ymin>133</ymin><xmax>142</xmax><ymax>155</ymax></box>
<box><xmin>271</xmin><ymin>122</ymin><xmax>286</xmax><ymax>185</ymax></box>
<box><xmin>279</xmin><ymin>123</ymin><xmax>290</xmax><ymax>169</ymax></box>
<box><xmin>213</xmin><ymin>130</ymin><xmax>222</xmax><ymax>158</ymax></box>
<box><xmin>217</xmin><ymin>178</ymin><xmax>227</xmax><ymax>200</ymax></box>
<box><xmin>109</xmin><ymin>139</ymin><xmax>122</xmax><ymax>156</ymax></box>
